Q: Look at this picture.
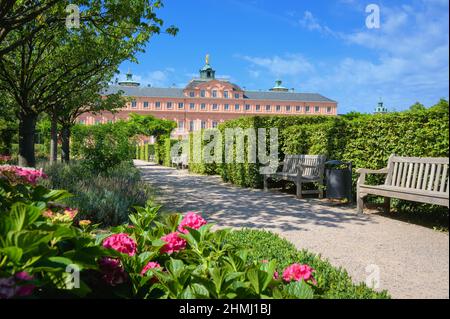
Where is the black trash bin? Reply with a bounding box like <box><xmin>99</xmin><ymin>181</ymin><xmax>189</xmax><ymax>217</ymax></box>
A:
<box><xmin>325</xmin><ymin>160</ymin><xmax>352</xmax><ymax>202</ymax></box>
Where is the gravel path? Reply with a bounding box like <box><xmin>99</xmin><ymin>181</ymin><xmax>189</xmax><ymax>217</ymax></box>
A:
<box><xmin>135</xmin><ymin>160</ymin><xmax>449</xmax><ymax>299</ymax></box>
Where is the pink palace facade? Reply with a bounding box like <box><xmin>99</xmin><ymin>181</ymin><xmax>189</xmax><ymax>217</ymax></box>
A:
<box><xmin>78</xmin><ymin>57</ymin><xmax>338</xmax><ymax>138</ymax></box>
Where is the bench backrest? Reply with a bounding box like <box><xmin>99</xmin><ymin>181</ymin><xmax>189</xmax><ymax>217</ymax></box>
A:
<box><xmin>282</xmin><ymin>155</ymin><xmax>326</xmax><ymax>177</ymax></box>
<box><xmin>385</xmin><ymin>155</ymin><xmax>449</xmax><ymax>194</ymax></box>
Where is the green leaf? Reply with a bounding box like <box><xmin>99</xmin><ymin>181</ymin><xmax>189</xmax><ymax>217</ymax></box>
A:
<box><xmin>284</xmin><ymin>280</ymin><xmax>314</xmax><ymax>299</ymax></box>
<box><xmin>0</xmin><ymin>246</ymin><xmax>23</xmax><ymax>264</ymax></box>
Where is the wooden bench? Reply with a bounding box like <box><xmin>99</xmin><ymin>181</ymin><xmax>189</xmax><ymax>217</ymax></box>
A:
<box><xmin>263</xmin><ymin>155</ymin><xmax>326</xmax><ymax>199</ymax></box>
<box><xmin>171</xmin><ymin>153</ymin><xmax>188</xmax><ymax>169</ymax></box>
<box><xmin>357</xmin><ymin>155</ymin><xmax>449</xmax><ymax>214</ymax></box>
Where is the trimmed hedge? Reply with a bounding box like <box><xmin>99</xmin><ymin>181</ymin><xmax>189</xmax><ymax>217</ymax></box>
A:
<box><xmin>188</xmin><ymin>129</ymin><xmax>221</xmax><ymax>175</ymax></box>
<box><xmin>218</xmin><ymin>103</ymin><xmax>449</xmax><ymax>189</ymax></box>
<box><xmin>226</xmin><ymin>229</ymin><xmax>389</xmax><ymax>299</ymax></box>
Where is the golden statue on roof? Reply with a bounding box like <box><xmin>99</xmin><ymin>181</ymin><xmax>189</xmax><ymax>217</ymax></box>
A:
<box><xmin>206</xmin><ymin>54</ymin><xmax>210</xmax><ymax>65</ymax></box>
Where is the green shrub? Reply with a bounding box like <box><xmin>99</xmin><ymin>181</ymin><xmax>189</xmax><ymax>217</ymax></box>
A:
<box><xmin>41</xmin><ymin>161</ymin><xmax>153</xmax><ymax>226</ymax></box>
<box><xmin>71</xmin><ymin>121</ymin><xmax>135</xmax><ymax>172</ymax></box>
<box><xmin>225</xmin><ymin>229</ymin><xmax>389</xmax><ymax>299</ymax></box>
<box><xmin>188</xmin><ymin>130</ymin><xmax>220</xmax><ymax>175</ymax></box>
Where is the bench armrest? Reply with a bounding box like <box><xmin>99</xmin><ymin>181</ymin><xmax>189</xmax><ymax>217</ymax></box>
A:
<box><xmin>297</xmin><ymin>164</ymin><xmax>320</xmax><ymax>168</ymax></box>
<box><xmin>356</xmin><ymin>168</ymin><xmax>388</xmax><ymax>174</ymax></box>
<box><xmin>357</xmin><ymin>167</ymin><xmax>388</xmax><ymax>186</ymax></box>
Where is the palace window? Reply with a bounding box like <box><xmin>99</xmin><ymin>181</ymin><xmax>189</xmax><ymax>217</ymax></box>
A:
<box><xmin>200</xmin><ymin>90</ymin><xmax>206</xmax><ymax>97</ymax></box>
<box><xmin>189</xmin><ymin>91</ymin><xmax>195</xmax><ymax>97</ymax></box>
<box><xmin>190</xmin><ymin>103</ymin><xmax>195</xmax><ymax>110</ymax></box>
<box><xmin>212</xmin><ymin>104</ymin><xmax>218</xmax><ymax>110</ymax></box>
<box><xmin>305</xmin><ymin>106</ymin><xmax>310</xmax><ymax>113</ymax></box>
<box><xmin>256</xmin><ymin>105</ymin><xmax>261</xmax><ymax>111</ymax></box>
<box><xmin>245</xmin><ymin>104</ymin><xmax>251</xmax><ymax>111</ymax></box>
<box><xmin>131</xmin><ymin>101</ymin><xmax>137</xmax><ymax>108</ymax></box>
<box><xmin>314</xmin><ymin>106</ymin><xmax>320</xmax><ymax>113</ymax></box>
<box><xmin>167</xmin><ymin>102</ymin><xmax>173</xmax><ymax>109</ymax></box>
<box><xmin>286</xmin><ymin>105</ymin><xmax>291</xmax><ymax>112</ymax></box>
<box><xmin>189</xmin><ymin>120</ymin><xmax>195</xmax><ymax>131</ymax></box>
<box><xmin>201</xmin><ymin>120</ymin><xmax>207</xmax><ymax>129</ymax></box>
<box><xmin>235</xmin><ymin>104</ymin><xmax>240</xmax><ymax>110</ymax></box>
<box><xmin>178</xmin><ymin>120</ymin><xmax>185</xmax><ymax>130</ymax></box>
<box><xmin>224</xmin><ymin>104</ymin><xmax>229</xmax><ymax>110</ymax></box>
<box><xmin>234</xmin><ymin>93</ymin><xmax>240</xmax><ymax>99</ymax></box>
<box><xmin>143</xmin><ymin>101</ymin><xmax>149</xmax><ymax>108</ymax></box>
<box><xmin>212</xmin><ymin>121</ymin><xmax>218</xmax><ymax>128</ymax></box>
<box><xmin>296</xmin><ymin>105</ymin><xmax>301</xmax><ymax>112</ymax></box>
<box><xmin>276</xmin><ymin>105</ymin><xmax>281</xmax><ymax>112</ymax></box>
<box><xmin>212</xmin><ymin>90</ymin><xmax>217</xmax><ymax>98</ymax></box>
<box><xmin>155</xmin><ymin>101</ymin><xmax>161</xmax><ymax>109</ymax></box>
<box><xmin>178</xmin><ymin>102</ymin><xmax>184</xmax><ymax>109</ymax></box>
<box><xmin>266</xmin><ymin>105</ymin><xmax>271</xmax><ymax>112</ymax></box>
<box><xmin>223</xmin><ymin>91</ymin><xmax>229</xmax><ymax>98</ymax></box>
<box><xmin>79</xmin><ymin>119</ymin><xmax>85</xmax><ymax>124</ymax></box>
<box><xmin>201</xmin><ymin>103</ymin><xmax>206</xmax><ymax>110</ymax></box>
<box><xmin>327</xmin><ymin>106</ymin><xmax>332</xmax><ymax>113</ymax></box>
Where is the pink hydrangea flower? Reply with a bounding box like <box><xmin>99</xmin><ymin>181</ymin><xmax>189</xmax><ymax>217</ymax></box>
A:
<box><xmin>178</xmin><ymin>212</ymin><xmax>207</xmax><ymax>234</ymax></box>
<box><xmin>103</xmin><ymin>233</ymin><xmax>137</xmax><ymax>256</ymax></box>
<box><xmin>282</xmin><ymin>264</ymin><xmax>315</xmax><ymax>283</ymax></box>
<box><xmin>140</xmin><ymin>261</ymin><xmax>162</xmax><ymax>277</ymax></box>
<box><xmin>14</xmin><ymin>272</ymin><xmax>35</xmax><ymax>297</ymax></box>
<box><xmin>98</xmin><ymin>257</ymin><xmax>127</xmax><ymax>286</ymax></box>
<box><xmin>161</xmin><ymin>232</ymin><xmax>187</xmax><ymax>254</ymax></box>
<box><xmin>0</xmin><ymin>165</ymin><xmax>47</xmax><ymax>185</ymax></box>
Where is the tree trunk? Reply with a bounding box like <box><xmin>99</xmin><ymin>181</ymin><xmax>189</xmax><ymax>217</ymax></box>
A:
<box><xmin>50</xmin><ymin>110</ymin><xmax>58</xmax><ymax>163</ymax></box>
<box><xmin>60</xmin><ymin>125</ymin><xmax>71</xmax><ymax>163</ymax></box>
<box><xmin>18</xmin><ymin>112</ymin><xmax>37</xmax><ymax>167</ymax></box>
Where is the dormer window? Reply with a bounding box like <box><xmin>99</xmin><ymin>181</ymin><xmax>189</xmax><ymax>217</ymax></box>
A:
<box><xmin>234</xmin><ymin>93</ymin><xmax>240</xmax><ymax>99</ymax></box>
<box><xmin>212</xmin><ymin>90</ymin><xmax>217</xmax><ymax>98</ymax></box>
<box><xmin>189</xmin><ymin>91</ymin><xmax>195</xmax><ymax>97</ymax></box>
<box><xmin>200</xmin><ymin>90</ymin><xmax>206</xmax><ymax>97</ymax></box>
<box><xmin>223</xmin><ymin>91</ymin><xmax>229</xmax><ymax>98</ymax></box>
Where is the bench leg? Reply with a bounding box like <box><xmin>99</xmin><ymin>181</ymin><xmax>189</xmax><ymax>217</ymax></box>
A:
<box><xmin>263</xmin><ymin>176</ymin><xmax>268</xmax><ymax>191</ymax></box>
<box><xmin>296</xmin><ymin>180</ymin><xmax>303</xmax><ymax>199</ymax></box>
<box><xmin>357</xmin><ymin>190</ymin><xmax>365</xmax><ymax>214</ymax></box>
<box><xmin>383</xmin><ymin>197</ymin><xmax>391</xmax><ymax>214</ymax></box>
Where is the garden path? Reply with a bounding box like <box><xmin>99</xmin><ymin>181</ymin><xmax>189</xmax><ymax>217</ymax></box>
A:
<box><xmin>135</xmin><ymin>160</ymin><xmax>449</xmax><ymax>299</ymax></box>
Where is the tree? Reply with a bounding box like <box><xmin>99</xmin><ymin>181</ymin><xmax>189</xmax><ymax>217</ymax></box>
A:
<box><xmin>0</xmin><ymin>0</ymin><xmax>177</xmax><ymax>167</ymax></box>
<box><xmin>128</xmin><ymin>113</ymin><xmax>176</xmax><ymax>138</ymax></box>
<box><xmin>0</xmin><ymin>0</ymin><xmax>62</xmax><ymax>56</ymax></box>
<box><xmin>0</xmin><ymin>90</ymin><xmax>17</xmax><ymax>154</ymax></box>
<box><xmin>409</xmin><ymin>102</ymin><xmax>426</xmax><ymax>112</ymax></box>
<box><xmin>57</xmin><ymin>90</ymin><xmax>126</xmax><ymax>163</ymax></box>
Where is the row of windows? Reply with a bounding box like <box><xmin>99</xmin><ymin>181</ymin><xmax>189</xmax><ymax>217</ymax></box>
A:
<box><xmin>177</xmin><ymin>119</ymin><xmax>219</xmax><ymax>131</ymax></box>
<box><xmin>129</xmin><ymin>101</ymin><xmax>333</xmax><ymax>113</ymax></box>
<box><xmin>188</xmin><ymin>90</ymin><xmax>240</xmax><ymax>99</ymax></box>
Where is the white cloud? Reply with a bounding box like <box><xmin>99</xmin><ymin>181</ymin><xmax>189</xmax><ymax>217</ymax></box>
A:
<box><xmin>120</xmin><ymin>68</ymin><xmax>175</xmax><ymax>87</ymax></box>
<box><xmin>240</xmin><ymin>53</ymin><xmax>314</xmax><ymax>77</ymax></box>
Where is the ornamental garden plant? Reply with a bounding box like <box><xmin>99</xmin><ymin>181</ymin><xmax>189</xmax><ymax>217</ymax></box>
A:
<box><xmin>0</xmin><ymin>164</ymin><xmax>388</xmax><ymax>299</ymax></box>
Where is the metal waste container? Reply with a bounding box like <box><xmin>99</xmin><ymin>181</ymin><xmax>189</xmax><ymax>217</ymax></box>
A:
<box><xmin>325</xmin><ymin>160</ymin><xmax>352</xmax><ymax>202</ymax></box>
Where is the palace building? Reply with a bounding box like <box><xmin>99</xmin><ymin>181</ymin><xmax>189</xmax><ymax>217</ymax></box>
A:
<box><xmin>78</xmin><ymin>56</ymin><xmax>338</xmax><ymax>138</ymax></box>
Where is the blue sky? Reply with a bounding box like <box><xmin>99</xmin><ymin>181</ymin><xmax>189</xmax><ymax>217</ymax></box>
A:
<box><xmin>118</xmin><ymin>0</ymin><xmax>449</xmax><ymax>114</ymax></box>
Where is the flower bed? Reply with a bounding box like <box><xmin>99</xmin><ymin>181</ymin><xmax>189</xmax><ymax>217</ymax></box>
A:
<box><xmin>0</xmin><ymin>165</ymin><xmax>388</xmax><ymax>299</ymax></box>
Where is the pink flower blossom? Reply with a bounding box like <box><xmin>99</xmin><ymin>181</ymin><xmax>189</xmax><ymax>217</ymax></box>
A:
<box><xmin>161</xmin><ymin>232</ymin><xmax>187</xmax><ymax>254</ymax></box>
<box><xmin>0</xmin><ymin>272</ymin><xmax>35</xmax><ymax>299</ymax></box>
<box><xmin>178</xmin><ymin>212</ymin><xmax>207</xmax><ymax>234</ymax></box>
<box><xmin>14</xmin><ymin>272</ymin><xmax>35</xmax><ymax>297</ymax></box>
<box><xmin>140</xmin><ymin>261</ymin><xmax>162</xmax><ymax>277</ymax></box>
<box><xmin>273</xmin><ymin>271</ymin><xmax>279</xmax><ymax>280</ymax></box>
<box><xmin>103</xmin><ymin>233</ymin><xmax>137</xmax><ymax>256</ymax></box>
<box><xmin>63</xmin><ymin>208</ymin><xmax>78</xmax><ymax>219</ymax></box>
<box><xmin>0</xmin><ymin>165</ymin><xmax>47</xmax><ymax>185</ymax></box>
<box><xmin>282</xmin><ymin>264</ymin><xmax>315</xmax><ymax>283</ymax></box>
<box><xmin>98</xmin><ymin>257</ymin><xmax>127</xmax><ymax>286</ymax></box>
